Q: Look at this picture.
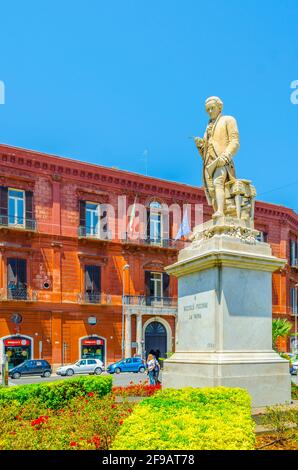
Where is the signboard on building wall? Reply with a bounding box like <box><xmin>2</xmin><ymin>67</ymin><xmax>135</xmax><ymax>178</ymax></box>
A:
<box><xmin>82</xmin><ymin>339</ymin><xmax>104</xmax><ymax>346</ymax></box>
<box><xmin>4</xmin><ymin>339</ymin><xmax>30</xmax><ymax>346</ymax></box>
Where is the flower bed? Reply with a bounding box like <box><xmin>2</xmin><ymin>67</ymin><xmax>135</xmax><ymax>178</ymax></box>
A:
<box><xmin>112</xmin><ymin>381</ymin><xmax>161</xmax><ymax>397</ymax></box>
<box><xmin>0</xmin><ymin>392</ymin><xmax>133</xmax><ymax>450</ymax></box>
<box><xmin>0</xmin><ymin>375</ymin><xmax>112</xmax><ymax>409</ymax></box>
<box><xmin>112</xmin><ymin>387</ymin><xmax>255</xmax><ymax>450</ymax></box>
<box><xmin>291</xmin><ymin>382</ymin><xmax>298</xmax><ymax>400</ymax></box>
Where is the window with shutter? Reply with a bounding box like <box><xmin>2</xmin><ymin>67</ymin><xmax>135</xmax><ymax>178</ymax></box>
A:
<box><xmin>145</xmin><ymin>270</ymin><xmax>151</xmax><ymax>305</ymax></box>
<box><xmin>291</xmin><ymin>287</ymin><xmax>298</xmax><ymax>314</ymax></box>
<box><xmin>86</xmin><ymin>202</ymin><xmax>99</xmax><ymax>237</ymax></box>
<box><xmin>290</xmin><ymin>240</ymin><xmax>297</xmax><ymax>267</ymax></box>
<box><xmin>0</xmin><ymin>186</ymin><xmax>8</xmax><ymax>225</ymax></box>
<box><xmin>84</xmin><ymin>265</ymin><xmax>101</xmax><ymax>303</ymax></box>
<box><xmin>7</xmin><ymin>258</ymin><xmax>27</xmax><ymax>300</ymax></box>
<box><xmin>79</xmin><ymin>200</ymin><xmax>86</xmax><ymax>236</ymax></box>
<box><xmin>25</xmin><ymin>191</ymin><xmax>34</xmax><ymax>229</ymax></box>
<box><xmin>8</xmin><ymin>189</ymin><xmax>25</xmax><ymax>227</ymax></box>
<box><xmin>149</xmin><ymin>201</ymin><xmax>162</xmax><ymax>245</ymax></box>
<box><xmin>162</xmin><ymin>272</ymin><xmax>170</xmax><ymax>298</ymax></box>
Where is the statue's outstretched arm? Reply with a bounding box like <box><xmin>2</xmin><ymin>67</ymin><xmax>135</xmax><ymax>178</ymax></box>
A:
<box><xmin>194</xmin><ymin>133</ymin><xmax>206</xmax><ymax>158</ymax></box>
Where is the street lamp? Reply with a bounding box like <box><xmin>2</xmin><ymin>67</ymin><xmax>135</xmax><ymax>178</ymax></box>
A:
<box><xmin>122</xmin><ymin>264</ymin><xmax>130</xmax><ymax>359</ymax></box>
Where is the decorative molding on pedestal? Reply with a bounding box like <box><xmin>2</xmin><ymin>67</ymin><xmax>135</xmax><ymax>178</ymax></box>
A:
<box><xmin>163</xmin><ymin>218</ymin><xmax>291</xmax><ymax>407</ymax></box>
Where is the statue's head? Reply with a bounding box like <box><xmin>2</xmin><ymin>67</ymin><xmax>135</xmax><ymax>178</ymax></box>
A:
<box><xmin>205</xmin><ymin>96</ymin><xmax>223</xmax><ymax>120</ymax></box>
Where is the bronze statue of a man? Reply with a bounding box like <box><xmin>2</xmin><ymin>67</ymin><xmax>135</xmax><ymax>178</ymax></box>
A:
<box><xmin>195</xmin><ymin>96</ymin><xmax>240</xmax><ymax>218</ymax></box>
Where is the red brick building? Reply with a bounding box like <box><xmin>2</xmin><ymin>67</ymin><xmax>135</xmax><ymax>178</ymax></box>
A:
<box><xmin>0</xmin><ymin>143</ymin><xmax>297</xmax><ymax>369</ymax></box>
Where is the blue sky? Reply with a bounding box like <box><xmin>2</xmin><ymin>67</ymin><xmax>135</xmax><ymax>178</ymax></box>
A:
<box><xmin>0</xmin><ymin>0</ymin><xmax>297</xmax><ymax>210</ymax></box>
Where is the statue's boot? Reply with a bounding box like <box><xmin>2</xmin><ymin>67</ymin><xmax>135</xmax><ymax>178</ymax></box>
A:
<box><xmin>213</xmin><ymin>184</ymin><xmax>225</xmax><ymax>218</ymax></box>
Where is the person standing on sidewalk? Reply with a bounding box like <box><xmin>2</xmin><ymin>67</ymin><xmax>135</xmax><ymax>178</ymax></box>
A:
<box><xmin>146</xmin><ymin>354</ymin><xmax>157</xmax><ymax>385</ymax></box>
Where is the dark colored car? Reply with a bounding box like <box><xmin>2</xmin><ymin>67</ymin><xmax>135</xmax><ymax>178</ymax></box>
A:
<box><xmin>107</xmin><ymin>357</ymin><xmax>146</xmax><ymax>374</ymax></box>
<box><xmin>9</xmin><ymin>359</ymin><xmax>52</xmax><ymax>379</ymax></box>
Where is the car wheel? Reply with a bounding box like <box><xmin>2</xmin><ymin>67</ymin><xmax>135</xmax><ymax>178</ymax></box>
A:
<box><xmin>42</xmin><ymin>371</ymin><xmax>51</xmax><ymax>378</ymax></box>
<box><xmin>12</xmin><ymin>372</ymin><xmax>21</xmax><ymax>379</ymax></box>
<box><xmin>94</xmin><ymin>367</ymin><xmax>102</xmax><ymax>375</ymax></box>
<box><xmin>115</xmin><ymin>367</ymin><xmax>121</xmax><ymax>374</ymax></box>
<box><xmin>66</xmin><ymin>369</ymin><xmax>74</xmax><ymax>376</ymax></box>
<box><xmin>139</xmin><ymin>366</ymin><xmax>145</xmax><ymax>373</ymax></box>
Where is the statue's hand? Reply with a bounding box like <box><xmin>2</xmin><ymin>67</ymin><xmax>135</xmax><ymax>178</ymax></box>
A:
<box><xmin>218</xmin><ymin>153</ymin><xmax>231</xmax><ymax>167</ymax></box>
<box><xmin>194</xmin><ymin>137</ymin><xmax>204</xmax><ymax>148</ymax></box>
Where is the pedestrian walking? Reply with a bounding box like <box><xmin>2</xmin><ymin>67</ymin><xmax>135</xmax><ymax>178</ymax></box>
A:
<box><xmin>146</xmin><ymin>354</ymin><xmax>157</xmax><ymax>385</ymax></box>
<box><xmin>154</xmin><ymin>356</ymin><xmax>161</xmax><ymax>385</ymax></box>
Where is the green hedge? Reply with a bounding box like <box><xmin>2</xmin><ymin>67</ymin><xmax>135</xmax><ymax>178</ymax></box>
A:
<box><xmin>0</xmin><ymin>375</ymin><xmax>112</xmax><ymax>409</ymax></box>
<box><xmin>112</xmin><ymin>387</ymin><xmax>255</xmax><ymax>450</ymax></box>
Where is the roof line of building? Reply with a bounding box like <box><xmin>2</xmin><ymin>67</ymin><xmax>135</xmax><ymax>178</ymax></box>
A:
<box><xmin>0</xmin><ymin>142</ymin><xmax>297</xmax><ymax>223</ymax></box>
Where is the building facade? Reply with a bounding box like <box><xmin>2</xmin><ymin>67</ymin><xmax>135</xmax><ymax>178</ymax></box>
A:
<box><xmin>0</xmin><ymin>143</ymin><xmax>297</xmax><ymax>369</ymax></box>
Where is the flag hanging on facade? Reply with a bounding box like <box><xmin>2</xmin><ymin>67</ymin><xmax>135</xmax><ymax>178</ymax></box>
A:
<box><xmin>128</xmin><ymin>195</ymin><xmax>137</xmax><ymax>232</ymax></box>
<box><xmin>175</xmin><ymin>209</ymin><xmax>191</xmax><ymax>240</ymax></box>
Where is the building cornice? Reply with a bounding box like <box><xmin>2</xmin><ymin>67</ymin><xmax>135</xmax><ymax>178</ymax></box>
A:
<box><xmin>0</xmin><ymin>145</ymin><xmax>204</xmax><ymax>203</ymax></box>
<box><xmin>0</xmin><ymin>144</ymin><xmax>297</xmax><ymax>226</ymax></box>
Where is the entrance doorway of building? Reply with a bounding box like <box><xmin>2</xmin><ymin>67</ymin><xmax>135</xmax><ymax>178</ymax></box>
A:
<box><xmin>3</xmin><ymin>336</ymin><xmax>32</xmax><ymax>370</ymax></box>
<box><xmin>80</xmin><ymin>336</ymin><xmax>105</xmax><ymax>363</ymax></box>
<box><xmin>145</xmin><ymin>321</ymin><xmax>167</xmax><ymax>359</ymax></box>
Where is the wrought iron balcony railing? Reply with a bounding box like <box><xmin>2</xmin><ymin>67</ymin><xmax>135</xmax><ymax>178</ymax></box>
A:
<box><xmin>81</xmin><ymin>292</ymin><xmax>102</xmax><ymax>304</ymax></box>
<box><xmin>0</xmin><ymin>215</ymin><xmax>36</xmax><ymax>231</ymax></box>
<box><xmin>124</xmin><ymin>295</ymin><xmax>177</xmax><ymax>307</ymax></box>
<box><xmin>78</xmin><ymin>225</ymin><xmax>111</xmax><ymax>239</ymax></box>
<box><xmin>78</xmin><ymin>227</ymin><xmax>190</xmax><ymax>249</ymax></box>
<box><xmin>122</xmin><ymin>235</ymin><xmax>190</xmax><ymax>249</ymax></box>
<box><xmin>7</xmin><ymin>287</ymin><xmax>28</xmax><ymax>300</ymax></box>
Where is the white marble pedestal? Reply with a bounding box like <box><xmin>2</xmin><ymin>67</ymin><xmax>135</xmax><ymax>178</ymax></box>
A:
<box><xmin>163</xmin><ymin>218</ymin><xmax>291</xmax><ymax>407</ymax></box>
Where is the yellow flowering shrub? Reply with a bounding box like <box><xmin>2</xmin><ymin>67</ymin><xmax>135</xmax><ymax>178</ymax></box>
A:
<box><xmin>112</xmin><ymin>387</ymin><xmax>255</xmax><ymax>450</ymax></box>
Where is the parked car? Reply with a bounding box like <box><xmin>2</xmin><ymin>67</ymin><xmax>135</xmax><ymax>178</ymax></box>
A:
<box><xmin>291</xmin><ymin>360</ymin><xmax>298</xmax><ymax>375</ymax></box>
<box><xmin>56</xmin><ymin>358</ymin><xmax>104</xmax><ymax>376</ymax></box>
<box><xmin>9</xmin><ymin>360</ymin><xmax>52</xmax><ymax>379</ymax></box>
<box><xmin>107</xmin><ymin>357</ymin><xmax>146</xmax><ymax>374</ymax></box>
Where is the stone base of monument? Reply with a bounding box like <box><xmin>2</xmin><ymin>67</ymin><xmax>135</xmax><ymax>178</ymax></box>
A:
<box><xmin>163</xmin><ymin>217</ymin><xmax>291</xmax><ymax>407</ymax></box>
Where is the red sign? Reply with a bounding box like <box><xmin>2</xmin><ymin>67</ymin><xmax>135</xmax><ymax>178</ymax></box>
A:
<box><xmin>4</xmin><ymin>338</ymin><xmax>31</xmax><ymax>347</ymax></box>
<box><xmin>82</xmin><ymin>339</ymin><xmax>103</xmax><ymax>346</ymax></box>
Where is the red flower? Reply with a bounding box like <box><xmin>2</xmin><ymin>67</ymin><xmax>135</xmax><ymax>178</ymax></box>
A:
<box><xmin>127</xmin><ymin>408</ymin><xmax>133</xmax><ymax>413</ymax></box>
<box><xmin>70</xmin><ymin>441</ymin><xmax>77</xmax><ymax>447</ymax></box>
<box><xmin>59</xmin><ymin>409</ymin><xmax>65</xmax><ymax>413</ymax></box>
<box><xmin>31</xmin><ymin>416</ymin><xmax>49</xmax><ymax>427</ymax></box>
<box><xmin>111</xmin><ymin>404</ymin><xmax>116</xmax><ymax>409</ymax></box>
<box><xmin>119</xmin><ymin>420</ymin><xmax>124</xmax><ymax>425</ymax></box>
<box><xmin>88</xmin><ymin>392</ymin><xmax>94</xmax><ymax>397</ymax></box>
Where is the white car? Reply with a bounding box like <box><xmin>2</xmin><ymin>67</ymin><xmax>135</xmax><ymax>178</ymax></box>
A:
<box><xmin>56</xmin><ymin>358</ymin><xmax>104</xmax><ymax>376</ymax></box>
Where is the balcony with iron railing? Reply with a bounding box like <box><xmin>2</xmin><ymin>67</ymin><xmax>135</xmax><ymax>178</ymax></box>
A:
<box><xmin>78</xmin><ymin>292</ymin><xmax>115</xmax><ymax>305</ymax></box>
<box><xmin>4</xmin><ymin>286</ymin><xmax>38</xmax><ymax>301</ymax></box>
<box><xmin>78</xmin><ymin>226</ymin><xmax>190</xmax><ymax>249</ymax></box>
<box><xmin>78</xmin><ymin>225</ymin><xmax>111</xmax><ymax>239</ymax></box>
<box><xmin>0</xmin><ymin>215</ymin><xmax>36</xmax><ymax>231</ymax></box>
<box><xmin>126</xmin><ymin>237</ymin><xmax>189</xmax><ymax>249</ymax></box>
<box><xmin>124</xmin><ymin>295</ymin><xmax>178</xmax><ymax>314</ymax></box>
